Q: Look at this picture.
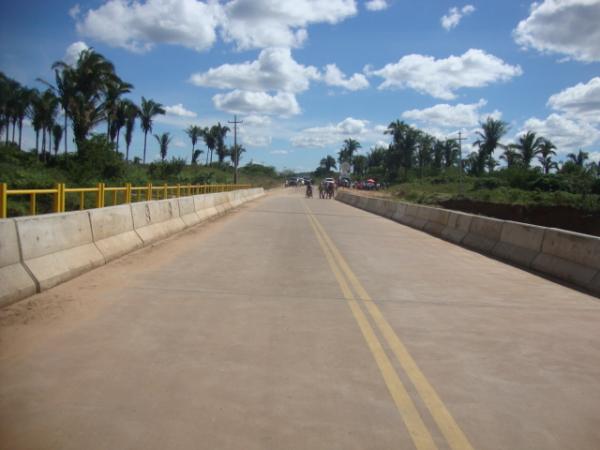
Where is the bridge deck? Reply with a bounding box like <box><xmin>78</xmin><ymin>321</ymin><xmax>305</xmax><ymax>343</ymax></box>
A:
<box><xmin>1</xmin><ymin>189</ymin><xmax>599</xmax><ymax>450</ymax></box>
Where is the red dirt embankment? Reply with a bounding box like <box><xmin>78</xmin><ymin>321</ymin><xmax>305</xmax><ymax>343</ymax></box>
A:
<box><xmin>439</xmin><ymin>198</ymin><xmax>600</xmax><ymax>237</ymax></box>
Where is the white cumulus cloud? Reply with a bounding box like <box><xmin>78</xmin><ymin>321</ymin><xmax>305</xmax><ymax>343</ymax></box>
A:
<box><xmin>75</xmin><ymin>0</ymin><xmax>222</xmax><ymax>53</ymax></box>
<box><xmin>291</xmin><ymin>117</ymin><xmax>370</xmax><ymax>148</ymax></box>
<box><xmin>221</xmin><ymin>0</ymin><xmax>357</xmax><ymax>50</ymax></box>
<box><xmin>164</xmin><ymin>103</ymin><xmax>197</xmax><ymax>117</ymax></box>
<box><xmin>547</xmin><ymin>77</ymin><xmax>600</xmax><ymax>123</ymax></box>
<box><xmin>514</xmin><ymin>0</ymin><xmax>600</xmax><ymax>62</ymax></box>
<box><xmin>522</xmin><ymin>113</ymin><xmax>600</xmax><ymax>152</ymax></box>
<box><xmin>365</xmin><ymin>0</ymin><xmax>389</xmax><ymax>11</ymax></box>
<box><xmin>190</xmin><ymin>47</ymin><xmax>319</xmax><ymax>93</ymax></box>
<box><xmin>441</xmin><ymin>4</ymin><xmax>475</xmax><ymax>30</ymax></box>
<box><xmin>367</xmin><ymin>49</ymin><xmax>522</xmax><ymax>100</ymax></box>
<box><xmin>322</xmin><ymin>64</ymin><xmax>369</xmax><ymax>90</ymax></box>
<box><xmin>64</xmin><ymin>41</ymin><xmax>89</xmax><ymax>65</ymax></box>
<box><xmin>75</xmin><ymin>0</ymin><xmax>358</xmax><ymax>53</ymax></box>
<box><xmin>402</xmin><ymin>99</ymin><xmax>498</xmax><ymax>129</ymax></box>
<box><xmin>213</xmin><ymin>90</ymin><xmax>301</xmax><ymax>116</ymax></box>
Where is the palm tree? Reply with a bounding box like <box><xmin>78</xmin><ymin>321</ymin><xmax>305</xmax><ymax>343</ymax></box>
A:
<box><xmin>192</xmin><ymin>148</ymin><xmax>204</xmax><ymax>164</ymax></box>
<box><xmin>338</xmin><ymin>138</ymin><xmax>361</xmax><ymax>164</ymax></box>
<box><xmin>537</xmin><ymin>139</ymin><xmax>557</xmax><ymax>174</ymax></box>
<box><xmin>230</xmin><ymin>144</ymin><xmax>246</xmax><ymax>183</ymax></box>
<box><xmin>186</xmin><ymin>125</ymin><xmax>203</xmax><ymax>164</ymax></box>
<box><xmin>385</xmin><ymin>120</ymin><xmax>419</xmax><ymax>178</ymax></box>
<box><xmin>500</xmin><ymin>147</ymin><xmax>522</xmax><ymax>168</ymax></box>
<box><xmin>52</xmin><ymin>48</ymin><xmax>120</xmax><ymax>151</ymax></box>
<box><xmin>567</xmin><ymin>150</ymin><xmax>589</xmax><ymax>167</ymax></box>
<box><xmin>52</xmin><ymin>124</ymin><xmax>63</xmax><ymax>155</ymax></box>
<box><xmin>39</xmin><ymin>62</ymin><xmax>76</xmax><ymax>153</ymax></box>
<box><xmin>320</xmin><ymin>155</ymin><xmax>337</xmax><ymax>172</ymax></box>
<box><xmin>202</xmin><ymin>126</ymin><xmax>216</xmax><ymax>165</ymax></box>
<box><xmin>111</xmin><ymin>99</ymin><xmax>130</xmax><ymax>153</ymax></box>
<box><xmin>211</xmin><ymin>123</ymin><xmax>230</xmax><ymax>163</ymax></box>
<box><xmin>31</xmin><ymin>89</ymin><xmax>59</xmax><ymax>159</ymax></box>
<box><xmin>472</xmin><ymin>117</ymin><xmax>509</xmax><ymax>174</ymax></box>
<box><xmin>154</xmin><ymin>132</ymin><xmax>172</xmax><ymax>162</ymax></box>
<box><xmin>139</xmin><ymin>97</ymin><xmax>165</xmax><ymax>163</ymax></box>
<box><xmin>416</xmin><ymin>133</ymin><xmax>434</xmax><ymax>178</ymax></box>
<box><xmin>123</xmin><ymin>100</ymin><xmax>139</xmax><ymax>161</ymax></box>
<box><xmin>352</xmin><ymin>154</ymin><xmax>367</xmax><ymax>177</ymax></box>
<box><xmin>512</xmin><ymin>131</ymin><xmax>544</xmax><ymax>168</ymax></box>
<box><xmin>2</xmin><ymin>76</ymin><xmax>20</xmax><ymax>145</ymax></box>
<box><xmin>12</xmin><ymin>86</ymin><xmax>33</xmax><ymax>150</ymax></box>
<box><xmin>103</xmin><ymin>78</ymin><xmax>133</xmax><ymax>142</ymax></box>
<box><xmin>441</xmin><ymin>139</ymin><xmax>460</xmax><ymax>168</ymax></box>
<box><xmin>28</xmin><ymin>89</ymin><xmax>43</xmax><ymax>153</ymax></box>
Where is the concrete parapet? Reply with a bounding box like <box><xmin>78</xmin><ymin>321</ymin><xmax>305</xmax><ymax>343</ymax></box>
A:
<box><xmin>404</xmin><ymin>204</ymin><xmax>428</xmax><ymax>229</ymax></box>
<box><xmin>462</xmin><ymin>216</ymin><xmax>504</xmax><ymax>253</ymax></box>
<box><xmin>213</xmin><ymin>193</ymin><xmax>230</xmax><ymax>214</ymax></box>
<box><xmin>336</xmin><ymin>191</ymin><xmax>600</xmax><ymax>295</ymax></box>
<box><xmin>89</xmin><ymin>204</ymin><xmax>143</xmax><ymax>262</ymax></box>
<box><xmin>532</xmin><ymin>229</ymin><xmax>600</xmax><ymax>288</ymax></box>
<box><xmin>193</xmin><ymin>194</ymin><xmax>211</xmax><ymax>221</ymax></box>
<box><xmin>441</xmin><ymin>212</ymin><xmax>473</xmax><ymax>244</ymax></box>
<box><xmin>178</xmin><ymin>196</ymin><xmax>201</xmax><ymax>227</ymax></box>
<box><xmin>391</xmin><ymin>202</ymin><xmax>407</xmax><ymax>223</ymax></box>
<box><xmin>15</xmin><ymin>211</ymin><xmax>105</xmax><ymax>291</ymax></box>
<box><xmin>0</xmin><ymin>219</ymin><xmax>37</xmax><ymax>307</ymax></box>
<box><xmin>382</xmin><ymin>199</ymin><xmax>398</xmax><ymax>219</ymax></box>
<box><xmin>492</xmin><ymin>221</ymin><xmax>545</xmax><ymax>268</ymax></box>
<box><xmin>0</xmin><ymin>188</ymin><xmax>264</xmax><ymax>307</ymax></box>
<box><xmin>132</xmin><ymin>198</ymin><xmax>185</xmax><ymax>244</ymax></box>
<box><xmin>423</xmin><ymin>207</ymin><xmax>450</xmax><ymax>237</ymax></box>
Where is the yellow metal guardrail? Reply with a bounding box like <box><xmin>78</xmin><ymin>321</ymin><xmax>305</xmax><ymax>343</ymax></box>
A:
<box><xmin>0</xmin><ymin>183</ymin><xmax>251</xmax><ymax>218</ymax></box>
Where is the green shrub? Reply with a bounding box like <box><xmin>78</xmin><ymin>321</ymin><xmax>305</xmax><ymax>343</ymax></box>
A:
<box><xmin>473</xmin><ymin>177</ymin><xmax>507</xmax><ymax>190</ymax></box>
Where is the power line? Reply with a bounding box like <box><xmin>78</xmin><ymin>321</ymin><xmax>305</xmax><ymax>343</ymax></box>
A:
<box><xmin>228</xmin><ymin>115</ymin><xmax>243</xmax><ymax>184</ymax></box>
<box><xmin>455</xmin><ymin>131</ymin><xmax>467</xmax><ymax>195</ymax></box>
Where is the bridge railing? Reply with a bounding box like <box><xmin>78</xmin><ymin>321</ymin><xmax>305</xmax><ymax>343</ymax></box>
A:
<box><xmin>0</xmin><ymin>182</ymin><xmax>251</xmax><ymax>218</ymax></box>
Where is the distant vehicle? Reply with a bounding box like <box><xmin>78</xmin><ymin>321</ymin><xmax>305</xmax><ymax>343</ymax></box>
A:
<box><xmin>324</xmin><ymin>177</ymin><xmax>335</xmax><ymax>184</ymax></box>
<box><xmin>285</xmin><ymin>178</ymin><xmax>298</xmax><ymax>187</ymax></box>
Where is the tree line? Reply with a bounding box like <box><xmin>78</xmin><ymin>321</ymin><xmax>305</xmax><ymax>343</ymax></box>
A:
<box><xmin>0</xmin><ymin>48</ymin><xmax>245</xmax><ymax>167</ymax></box>
<box><xmin>317</xmin><ymin>118</ymin><xmax>598</xmax><ymax>181</ymax></box>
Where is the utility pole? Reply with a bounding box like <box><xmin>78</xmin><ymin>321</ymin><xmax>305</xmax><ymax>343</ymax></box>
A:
<box><xmin>456</xmin><ymin>131</ymin><xmax>467</xmax><ymax>195</ymax></box>
<box><xmin>228</xmin><ymin>115</ymin><xmax>243</xmax><ymax>184</ymax></box>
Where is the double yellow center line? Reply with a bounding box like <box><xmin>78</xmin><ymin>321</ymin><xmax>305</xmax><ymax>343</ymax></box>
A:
<box><xmin>303</xmin><ymin>201</ymin><xmax>474</xmax><ymax>450</ymax></box>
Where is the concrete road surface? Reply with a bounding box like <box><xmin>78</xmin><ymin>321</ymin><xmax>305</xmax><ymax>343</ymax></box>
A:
<box><xmin>1</xmin><ymin>188</ymin><xmax>599</xmax><ymax>450</ymax></box>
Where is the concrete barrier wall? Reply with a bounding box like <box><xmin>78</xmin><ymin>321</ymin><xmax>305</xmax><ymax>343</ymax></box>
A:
<box><xmin>0</xmin><ymin>188</ymin><xmax>265</xmax><ymax>307</ymax></box>
<box><xmin>132</xmin><ymin>198</ymin><xmax>185</xmax><ymax>244</ymax></box>
<box><xmin>532</xmin><ymin>229</ymin><xmax>600</xmax><ymax>290</ymax></box>
<box><xmin>178</xmin><ymin>196</ymin><xmax>201</xmax><ymax>227</ymax></box>
<box><xmin>89</xmin><ymin>204</ymin><xmax>143</xmax><ymax>262</ymax></box>
<box><xmin>336</xmin><ymin>191</ymin><xmax>600</xmax><ymax>296</ymax></box>
<box><xmin>15</xmin><ymin>211</ymin><xmax>106</xmax><ymax>291</ymax></box>
<box><xmin>0</xmin><ymin>220</ymin><xmax>37</xmax><ymax>307</ymax></box>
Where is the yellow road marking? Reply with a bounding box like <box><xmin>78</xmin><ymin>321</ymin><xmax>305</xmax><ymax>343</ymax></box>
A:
<box><xmin>304</xmin><ymin>203</ymin><xmax>438</xmax><ymax>450</ymax></box>
<box><xmin>305</xmin><ymin>202</ymin><xmax>475</xmax><ymax>450</ymax></box>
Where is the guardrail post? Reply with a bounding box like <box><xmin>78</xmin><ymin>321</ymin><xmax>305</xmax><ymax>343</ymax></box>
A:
<box><xmin>53</xmin><ymin>183</ymin><xmax>61</xmax><ymax>213</ymax></box>
<box><xmin>96</xmin><ymin>183</ymin><xmax>105</xmax><ymax>209</ymax></box>
<box><xmin>0</xmin><ymin>183</ymin><xmax>7</xmax><ymax>218</ymax></box>
<box><xmin>163</xmin><ymin>183</ymin><xmax>168</xmax><ymax>199</ymax></box>
<box><xmin>147</xmin><ymin>183</ymin><xmax>152</xmax><ymax>201</ymax></box>
<box><xmin>30</xmin><ymin>193</ymin><xmax>36</xmax><ymax>215</ymax></box>
<box><xmin>79</xmin><ymin>191</ymin><xmax>84</xmax><ymax>210</ymax></box>
<box><xmin>125</xmin><ymin>183</ymin><xmax>132</xmax><ymax>203</ymax></box>
<box><xmin>176</xmin><ymin>184</ymin><xmax>181</xmax><ymax>198</ymax></box>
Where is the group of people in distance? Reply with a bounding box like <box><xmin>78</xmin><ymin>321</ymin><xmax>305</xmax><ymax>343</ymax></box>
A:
<box><xmin>305</xmin><ymin>180</ymin><xmax>335</xmax><ymax>199</ymax></box>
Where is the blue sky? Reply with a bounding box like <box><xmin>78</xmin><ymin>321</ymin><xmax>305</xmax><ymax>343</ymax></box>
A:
<box><xmin>1</xmin><ymin>0</ymin><xmax>600</xmax><ymax>171</ymax></box>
